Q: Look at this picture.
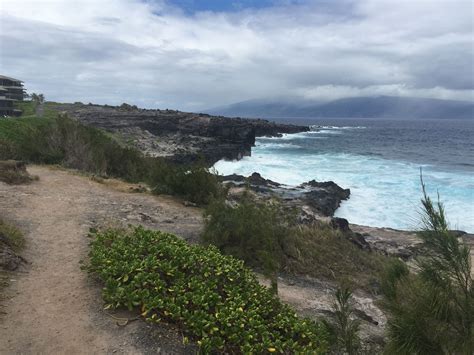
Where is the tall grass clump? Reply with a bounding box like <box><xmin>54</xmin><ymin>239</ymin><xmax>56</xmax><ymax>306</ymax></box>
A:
<box><xmin>203</xmin><ymin>194</ymin><xmax>388</xmax><ymax>292</ymax></box>
<box><xmin>86</xmin><ymin>226</ymin><xmax>330</xmax><ymax>353</ymax></box>
<box><xmin>380</xmin><ymin>178</ymin><xmax>473</xmax><ymax>354</ymax></box>
<box><xmin>202</xmin><ymin>193</ymin><xmax>291</xmax><ymax>293</ymax></box>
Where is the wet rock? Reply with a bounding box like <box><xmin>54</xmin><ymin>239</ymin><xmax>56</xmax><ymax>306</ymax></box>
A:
<box><xmin>221</xmin><ymin>173</ymin><xmax>350</xmax><ymax>218</ymax></box>
<box><xmin>300</xmin><ymin>180</ymin><xmax>350</xmax><ymax>216</ymax></box>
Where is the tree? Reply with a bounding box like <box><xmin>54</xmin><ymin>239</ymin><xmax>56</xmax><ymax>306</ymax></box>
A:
<box><xmin>381</xmin><ymin>175</ymin><xmax>473</xmax><ymax>354</ymax></box>
<box><xmin>329</xmin><ymin>287</ymin><xmax>360</xmax><ymax>355</ymax></box>
<box><xmin>30</xmin><ymin>93</ymin><xmax>45</xmax><ymax>104</ymax></box>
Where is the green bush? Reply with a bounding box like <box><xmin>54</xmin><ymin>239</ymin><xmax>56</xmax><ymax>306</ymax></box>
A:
<box><xmin>202</xmin><ymin>194</ymin><xmax>291</xmax><ymax>292</ymax></box>
<box><xmin>86</xmin><ymin>226</ymin><xmax>330</xmax><ymax>353</ymax></box>
<box><xmin>149</xmin><ymin>161</ymin><xmax>224</xmax><ymax>205</ymax></box>
<box><xmin>380</xmin><ymin>180</ymin><xmax>474</xmax><ymax>354</ymax></box>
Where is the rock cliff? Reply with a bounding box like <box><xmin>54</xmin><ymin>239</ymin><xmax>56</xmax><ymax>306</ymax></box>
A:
<box><xmin>52</xmin><ymin>103</ymin><xmax>308</xmax><ymax>165</ymax></box>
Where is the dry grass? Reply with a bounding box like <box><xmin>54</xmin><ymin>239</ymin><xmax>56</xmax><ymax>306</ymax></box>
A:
<box><xmin>283</xmin><ymin>223</ymin><xmax>389</xmax><ymax>291</ymax></box>
<box><xmin>0</xmin><ymin>161</ymin><xmax>38</xmax><ymax>185</ymax></box>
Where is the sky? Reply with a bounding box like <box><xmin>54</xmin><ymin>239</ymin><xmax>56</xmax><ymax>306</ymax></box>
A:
<box><xmin>0</xmin><ymin>0</ymin><xmax>473</xmax><ymax>111</ymax></box>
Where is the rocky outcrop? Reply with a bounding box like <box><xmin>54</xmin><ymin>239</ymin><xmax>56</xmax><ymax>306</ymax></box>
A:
<box><xmin>52</xmin><ymin>103</ymin><xmax>309</xmax><ymax>165</ymax></box>
<box><xmin>220</xmin><ymin>172</ymin><xmax>350</xmax><ymax>218</ymax></box>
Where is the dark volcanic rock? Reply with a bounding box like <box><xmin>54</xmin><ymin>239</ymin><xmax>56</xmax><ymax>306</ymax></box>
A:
<box><xmin>299</xmin><ymin>180</ymin><xmax>350</xmax><ymax>216</ymax></box>
<box><xmin>221</xmin><ymin>172</ymin><xmax>350</xmax><ymax>218</ymax></box>
<box><xmin>330</xmin><ymin>217</ymin><xmax>350</xmax><ymax>232</ymax></box>
<box><xmin>52</xmin><ymin>103</ymin><xmax>309</xmax><ymax>165</ymax></box>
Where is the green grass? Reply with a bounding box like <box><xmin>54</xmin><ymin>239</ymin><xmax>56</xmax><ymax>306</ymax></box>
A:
<box><xmin>0</xmin><ymin>218</ymin><xmax>24</xmax><ymax>252</ymax></box>
<box><xmin>86</xmin><ymin>226</ymin><xmax>330</xmax><ymax>353</ymax></box>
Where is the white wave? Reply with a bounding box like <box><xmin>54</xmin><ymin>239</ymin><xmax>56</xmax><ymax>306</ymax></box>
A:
<box><xmin>309</xmin><ymin>125</ymin><xmax>367</xmax><ymax>131</ymax></box>
<box><xmin>213</xmin><ymin>147</ymin><xmax>474</xmax><ymax>233</ymax></box>
<box><xmin>256</xmin><ymin>142</ymin><xmax>302</xmax><ymax>149</ymax></box>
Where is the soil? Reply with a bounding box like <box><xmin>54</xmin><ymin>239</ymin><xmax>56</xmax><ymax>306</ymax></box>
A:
<box><xmin>0</xmin><ymin>165</ymin><xmax>202</xmax><ymax>354</ymax></box>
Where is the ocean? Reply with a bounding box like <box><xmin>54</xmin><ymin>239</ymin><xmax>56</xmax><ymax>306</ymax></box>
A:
<box><xmin>214</xmin><ymin>118</ymin><xmax>474</xmax><ymax>233</ymax></box>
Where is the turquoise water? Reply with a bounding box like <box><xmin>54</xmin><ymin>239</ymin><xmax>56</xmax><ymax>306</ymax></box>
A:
<box><xmin>214</xmin><ymin>119</ymin><xmax>474</xmax><ymax>232</ymax></box>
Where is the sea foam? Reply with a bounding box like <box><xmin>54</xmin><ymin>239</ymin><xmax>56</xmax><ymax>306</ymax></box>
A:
<box><xmin>214</xmin><ymin>128</ymin><xmax>474</xmax><ymax>232</ymax></box>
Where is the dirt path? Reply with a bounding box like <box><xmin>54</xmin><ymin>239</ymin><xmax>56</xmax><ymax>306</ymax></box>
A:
<box><xmin>0</xmin><ymin>166</ymin><xmax>203</xmax><ymax>354</ymax></box>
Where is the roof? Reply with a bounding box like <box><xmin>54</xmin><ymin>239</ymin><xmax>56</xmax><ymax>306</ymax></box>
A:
<box><xmin>0</xmin><ymin>85</ymin><xmax>25</xmax><ymax>90</ymax></box>
<box><xmin>0</xmin><ymin>75</ymin><xmax>23</xmax><ymax>83</ymax></box>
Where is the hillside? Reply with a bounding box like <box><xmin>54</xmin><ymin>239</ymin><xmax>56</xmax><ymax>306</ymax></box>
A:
<box><xmin>206</xmin><ymin>96</ymin><xmax>474</xmax><ymax>119</ymax></box>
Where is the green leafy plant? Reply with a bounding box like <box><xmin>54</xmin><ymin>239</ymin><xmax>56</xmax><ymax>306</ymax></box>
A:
<box><xmin>381</xmin><ymin>177</ymin><xmax>474</xmax><ymax>354</ymax></box>
<box><xmin>86</xmin><ymin>226</ymin><xmax>330</xmax><ymax>353</ymax></box>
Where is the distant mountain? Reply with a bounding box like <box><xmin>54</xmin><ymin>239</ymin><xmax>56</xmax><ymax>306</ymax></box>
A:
<box><xmin>206</xmin><ymin>96</ymin><xmax>474</xmax><ymax>119</ymax></box>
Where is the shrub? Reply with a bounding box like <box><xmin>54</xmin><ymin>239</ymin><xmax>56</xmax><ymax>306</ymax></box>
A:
<box><xmin>380</xmin><ymin>179</ymin><xmax>474</xmax><ymax>354</ymax></box>
<box><xmin>202</xmin><ymin>193</ymin><xmax>291</xmax><ymax>293</ymax></box>
<box><xmin>149</xmin><ymin>161</ymin><xmax>224</xmax><ymax>205</ymax></box>
<box><xmin>86</xmin><ymin>226</ymin><xmax>330</xmax><ymax>353</ymax></box>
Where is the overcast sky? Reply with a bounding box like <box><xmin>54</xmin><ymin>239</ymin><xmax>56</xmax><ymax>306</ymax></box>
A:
<box><xmin>1</xmin><ymin>0</ymin><xmax>473</xmax><ymax>111</ymax></box>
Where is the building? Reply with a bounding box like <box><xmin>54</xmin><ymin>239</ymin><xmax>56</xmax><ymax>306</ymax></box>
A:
<box><xmin>0</xmin><ymin>75</ymin><xmax>26</xmax><ymax>116</ymax></box>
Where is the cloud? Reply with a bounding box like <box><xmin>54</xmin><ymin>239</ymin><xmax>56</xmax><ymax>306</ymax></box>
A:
<box><xmin>0</xmin><ymin>0</ymin><xmax>472</xmax><ymax>110</ymax></box>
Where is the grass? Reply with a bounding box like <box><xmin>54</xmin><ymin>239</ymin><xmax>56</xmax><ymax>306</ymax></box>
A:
<box><xmin>283</xmin><ymin>223</ymin><xmax>388</xmax><ymax>291</ymax></box>
<box><xmin>0</xmin><ymin>218</ymin><xmax>25</xmax><ymax>302</ymax></box>
<box><xmin>0</xmin><ymin>218</ymin><xmax>24</xmax><ymax>252</ymax></box>
<box><xmin>86</xmin><ymin>226</ymin><xmax>330</xmax><ymax>353</ymax></box>
<box><xmin>203</xmin><ymin>196</ymin><xmax>389</xmax><ymax>292</ymax></box>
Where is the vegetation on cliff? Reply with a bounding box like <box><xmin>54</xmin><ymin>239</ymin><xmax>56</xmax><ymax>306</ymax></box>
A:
<box><xmin>202</xmin><ymin>194</ymin><xmax>388</xmax><ymax>292</ymax></box>
<box><xmin>0</xmin><ymin>101</ymin><xmax>223</xmax><ymax>204</ymax></box>
<box><xmin>86</xmin><ymin>226</ymin><xmax>330</xmax><ymax>353</ymax></box>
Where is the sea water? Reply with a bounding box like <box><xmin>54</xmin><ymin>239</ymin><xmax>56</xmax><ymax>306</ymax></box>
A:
<box><xmin>214</xmin><ymin>118</ymin><xmax>474</xmax><ymax>233</ymax></box>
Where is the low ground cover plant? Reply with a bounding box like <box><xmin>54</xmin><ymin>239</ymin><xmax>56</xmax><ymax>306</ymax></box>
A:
<box><xmin>86</xmin><ymin>226</ymin><xmax>330</xmax><ymax>353</ymax></box>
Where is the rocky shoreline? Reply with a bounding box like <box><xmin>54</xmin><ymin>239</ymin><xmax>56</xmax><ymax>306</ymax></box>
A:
<box><xmin>51</xmin><ymin>101</ymin><xmax>474</xmax><ymax>262</ymax></box>
<box><xmin>52</xmin><ymin>102</ymin><xmax>308</xmax><ymax>165</ymax></box>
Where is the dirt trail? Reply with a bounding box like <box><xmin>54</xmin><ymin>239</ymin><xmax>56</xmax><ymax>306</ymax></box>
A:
<box><xmin>0</xmin><ymin>166</ymin><xmax>202</xmax><ymax>354</ymax></box>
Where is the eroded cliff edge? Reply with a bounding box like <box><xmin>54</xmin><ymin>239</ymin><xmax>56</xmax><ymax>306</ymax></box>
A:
<box><xmin>52</xmin><ymin>102</ymin><xmax>309</xmax><ymax>165</ymax></box>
